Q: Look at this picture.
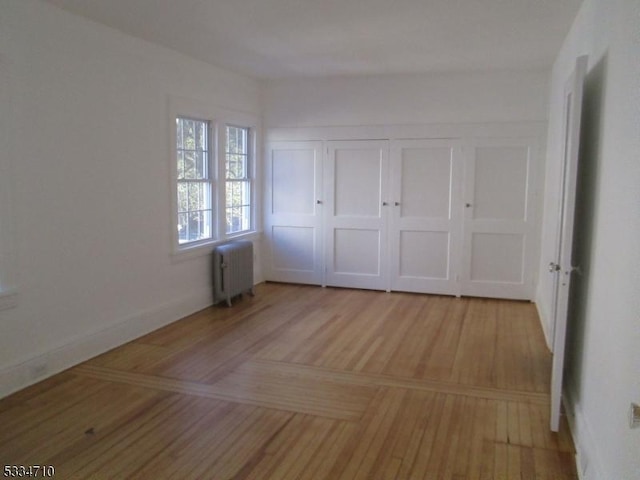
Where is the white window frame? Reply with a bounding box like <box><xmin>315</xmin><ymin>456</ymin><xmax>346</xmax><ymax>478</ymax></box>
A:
<box><xmin>176</xmin><ymin>116</ymin><xmax>215</xmax><ymax>247</ymax></box>
<box><xmin>169</xmin><ymin>97</ymin><xmax>260</xmax><ymax>260</ymax></box>
<box><xmin>224</xmin><ymin>124</ymin><xmax>255</xmax><ymax>236</ymax></box>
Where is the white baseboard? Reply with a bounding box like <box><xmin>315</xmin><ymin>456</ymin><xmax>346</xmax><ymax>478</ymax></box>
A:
<box><xmin>538</xmin><ymin>295</ymin><xmax>606</xmax><ymax>479</ymax></box>
<box><xmin>0</xmin><ymin>287</ymin><xmax>213</xmax><ymax>399</ymax></box>
<box><xmin>563</xmin><ymin>388</ymin><xmax>607</xmax><ymax>480</ymax></box>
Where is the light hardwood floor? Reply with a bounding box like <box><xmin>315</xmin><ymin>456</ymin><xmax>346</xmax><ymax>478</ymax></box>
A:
<box><xmin>0</xmin><ymin>283</ymin><xmax>577</xmax><ymax>479</ymax></box>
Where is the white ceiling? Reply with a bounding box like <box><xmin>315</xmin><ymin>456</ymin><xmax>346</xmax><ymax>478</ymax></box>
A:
<box><xmin>43</xmin><ymin>0</ymin><xmax>583</xmax><ymax>79</ymax></box>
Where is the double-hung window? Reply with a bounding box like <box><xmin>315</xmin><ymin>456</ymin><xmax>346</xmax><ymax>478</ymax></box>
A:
<box><xmin>172</xmin><ymin>100</ymin><xmax>257</xmax><ymax>256</ymax></box>
<box><xmin>225</xmin><ymin>126</ymin><xmax>252</xmax><ymax>234</ymax></box>
<box><xmin>176</xmin><ymin>117</ymin><xmax>213</xmax><ymax>245</ymax></box>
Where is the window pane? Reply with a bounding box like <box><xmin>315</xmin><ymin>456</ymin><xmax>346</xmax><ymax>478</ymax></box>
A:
<box><xmin>227</xmin><ymin>126</ymin><xmax>236</xmax><ymax>154</ymax></box>
<box><xmin>240</xmin><ymin>181</ymin><xmax>250</xmax><ymax>205</ymax></box>
<box><xmin>180</xmin><ymin>209</ymin><xmax>211</xmax><ymax>242</ymax></box>
<box><xmin>234</xmin><ymin>181</ymin><xmax>241</xmax><ymax>207</ymax></box>
<box><xmin>225</xmin><ymin>181</ymin><xmax>234</xmax><ymax>209</ymax></box>
<box><xmin>188</xmin><ymin>211</ymin><xmax>200</xmax><ymax>241</ymax></box>
<box><xmin>226</xmin><ymin>154</ymin><xmax>246</xmax><ymax>179</ymax></box>
<box><xmin>177</xmin><ymin>182</ymin><xmax>188</xmax><ymax>213</ymax></box>
<box><xmin>183</xmin><ymin>150</ymin><xmax>196</xmax><ymax>179</ymax></box>
<box><xmin>177</xmin><ymin>150</ymin><xmax>185</xmax><ymax>180</ymax></box>
<box><xmin>188</xmin><ymin>183</ymin><xmax>197</xmax><ymax>212</ymax></box>
<box><xmin>181</xmin><ymin>210</ymin><xmax>211</xmax><ymax>242</ymax></box>
<box><xmin>177</xmin><ymin>213</ymin><xmax>188</xmax><ymax>244</ymax></box>
<box><xmin>226</xmin><ymin>181</ymin><xmax>249</xmax><ymax>207</ymax></box>
<box><xmin>225</xmin><ymin>126</ymin><xmax>249</xmax><ymax>223</ymax></box>
<box><xmin>225</xmin><ymin>155</ymin><xmax>232</xmax><ymax>179</ymax></box>
<box><xmin>176</xmin><ymin>116</ymin><xmax>212</xmax><ymax>246</ymax></box>
<box><xmin>188</xmin><ymin>182</ymin><xmax>209</xmax><ymax>212</ymax></box>
<box><xmin>201</xmin><ymin>182</ymin><xmax>210</xmax><ymax>209</ymax></box>
<box><xmin>226</xmin><ymin>206</ymin><xmax>239</xmax><ymax>234</ymax></box>
<box><xmin>226</xmin><ymin>126</ymin><xmax>248</xmax><ymax>155</ymax></box>
<box><xmin>196</xmin><ymin>151</ymin><xmax>208</xmax><ymax>179</ymax></box>
<box><xmin>241</xmin><ymin>205</ymin><xmax>250</xmax><ymax>231</ymax></box>
<box><xmin>183</xmin><ymin>119</ymin><xmax>195</xmax><ymax>150</ymax></box>
<box><xmin>235</xmin><ymin>127</ymin><xmax>246</xmax><ymax>154</ymax></box>
<box><xmin>225</xmin><ymin>180</ymin><xmax>250</xmax><ymax>234</ymax></box>
<box><xmin>176</xmin><ymin>119</ymin><xmax>183</xmax><ymax>150</ymax></box>
<box><xmin>227</xmin><ymin>182</ymin><xmax>240</xmax><ymax>208</ymax></box>
<box><xmin>195</xmin><ymin>121</ymin><xmax>207</xmax><ymax>151</ymax></box>
<box><xmin>201</xmin><ymin>210</ymin><xmax>212</xmax><ymax>239</ymax></box>
<box><xmin>183</xmin><ymin>151</ymin><xmax>208</xmax><ymax>180</ymax></box>
<box><xmin>178</xmin><ymin>118</ymin><xmax>208</xmax><ymax>180</ymax></box>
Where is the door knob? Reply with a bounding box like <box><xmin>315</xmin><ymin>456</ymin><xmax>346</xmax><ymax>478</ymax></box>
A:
<box><xmin>382</xmin><ymin>202</ymin><xmax>388</xmax><ymax>206</ymax></box>
<box><xmin>316</xmin><ymin>200</ymin><xmax>322</xmax><ymax>204</ymax></box>
<box><xmin>549</xmin><ymin>262</ymin><xmax>561</xmax><ymax>272</ymax></box>
<box><xmin>394</xmin><ymin>202</ymin><xmax>401</xmax><ymax>206</ymax></box>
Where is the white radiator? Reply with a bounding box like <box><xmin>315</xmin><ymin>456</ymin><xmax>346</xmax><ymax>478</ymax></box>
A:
<box><xmin>213</xmin><ymin>240</ymin><xmax>254</xmax><ymax>306</ymax></box>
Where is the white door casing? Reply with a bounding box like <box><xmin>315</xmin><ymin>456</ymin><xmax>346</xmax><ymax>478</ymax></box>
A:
<box><xmin>550</xmin><ymin>56</ymin><xmax>588</xmax><ymax>432</ymax></box>
<box><xmin>324</xmin><ymin>140</ymin><xmax>390</xmax><ymax>291</ymax></box>
<box><xmin>264</xmin><ymin>141</ymin><xmax>323</xmax><ymax>285</ymax></box>
<box><xmin>390</xmin><ymin>139</ymin><xmax>463</xmax><ymax>295</ymax></box>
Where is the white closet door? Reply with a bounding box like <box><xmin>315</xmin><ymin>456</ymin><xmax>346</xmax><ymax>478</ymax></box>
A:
<box><xmin>460</xmin><ymin>139</ymin><xmax>538</xmax><ymax>299</ymax></box>
<box><xmin>265</xmin><ymin>141</ymin><xmax>323</xmax><ymax>285</ymax></box>
<box><xmin>390</xmin><ymin>139</ymin><xmax>462</xmax><ymax>295</ymax></box>
<box><xmin>325</xmin><ymin>140</ymin><xmax>389</xmax><ymax>290</ymax></box>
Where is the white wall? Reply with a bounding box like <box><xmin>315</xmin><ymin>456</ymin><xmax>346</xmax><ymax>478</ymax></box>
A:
<box><xmin>263</xmin><ymin>70</ymin><xmax>550</xmax><ymax>127</ymax></box>
<box><xmin>536</xmin><ymin>0</ymin><xmax>640</xmax><ymax>478</ymax></box>
<box><xmin>0</xmin><ymin>0</ymin><xmax>262</xmax><ymax>397</ymax></box>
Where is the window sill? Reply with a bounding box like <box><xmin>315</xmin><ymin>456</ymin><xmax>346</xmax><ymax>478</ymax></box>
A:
<box><xmin>0</xmin><ymin>289</ymin><xmax>18</xmax><ymax>311</ymax></box>
<box><xmin>170</xmin><ymin>231</ymin><xmax>262</xmax><ymax>263</ymax></box>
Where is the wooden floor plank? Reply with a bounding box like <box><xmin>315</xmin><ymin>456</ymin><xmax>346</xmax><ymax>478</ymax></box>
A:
<box><xmin>245</xmin><ymin>358</ymin><xmax>550</xmax><ymax>404</ymax></box>
<box><xmin>124</xmin><ymin>400</ymin><xmax>241</xmax><ymax>478</ymax></box>
<box><xmin>407</xmin><ymin>392</ymin><xmax>447</xmax><ymax>479</ymax></box>
<box><xmin>0</xmin><ymin>376</ymin><xmax>106</xmax><ymax>443</ymax></box>
<box><xmin>268</xmin><ymin>416</ymin><xmax>336</xmax><ymax>480</ymax></box>
<box><xmin>0</xmin><ymin>283</ymin><xmax>576</xmax><ymax>479</ymax></box>
<box><xmin>194</xmin><ymin>409</ymin><xmax>293</xmax><ymax>480</ymax></box>
<box><xmin>60</xmin><ymin>394</ymin><xmax>199</xmax><ymax>479</ymax></box>
<box><xmin>1</xmin><ymin>382</ymin><xmax>163</xmax><ymax>466</ymax></box>
<box><xmin>337</xmin><ymin>388</ymin><xmax>407</xmax><ymax>480</ymax></box>
<box><xmin>297</xmin><ymin>421</ymin><xmax>359</xmax><ymax>480</ymax></box>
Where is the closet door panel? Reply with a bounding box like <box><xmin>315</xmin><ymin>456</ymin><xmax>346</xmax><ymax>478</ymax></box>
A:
<box><xmin>271</xmin><ymin>226</ymin><xmax>315</xmax><ymax>272</ymax></box>
<box><xmin>470</xmin><ymin>232</ymin><xmax>524</xmax><ymax>283</ymax></box>
<box><xmin>399</xmin><ymin>231</ymin><xmax>449</xmax><ymax>279</ymax></box>
<box><xmin>265</xmin><ymin>141</ymin><xmax>323</xmax><ymax>285</ymax></box>
<box><xmin>472</xmin><ymin>146</ymin><xmax>529</xmax><ymax>220</ymax></box>
<box><xmin>390</xmin><ymin>140</ymin><xmax>462</xmax><ymax>295</ymax></box>
<box><xmin>400</xmin><ymin>147</ymin><xmax>452</xmax><ymax>218</ymax></box>
<box><xmin>460</xmin><ymin>139</ymin><xmax>538</xmax><ymax>299</ymax></box>
<box><xmin>334</xmin><ymin>149</ymin><xmax>382</xmax><ymax>217</ymax></box>
<box><xmin>325</xmin><ymin>140</ymin><xmax>389</xmax><ymax>290</ymax></box>
<box><xmin>334</xmin><ymin>229</ymin><xmax>381</xmax><ymax>275</ymax></box>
